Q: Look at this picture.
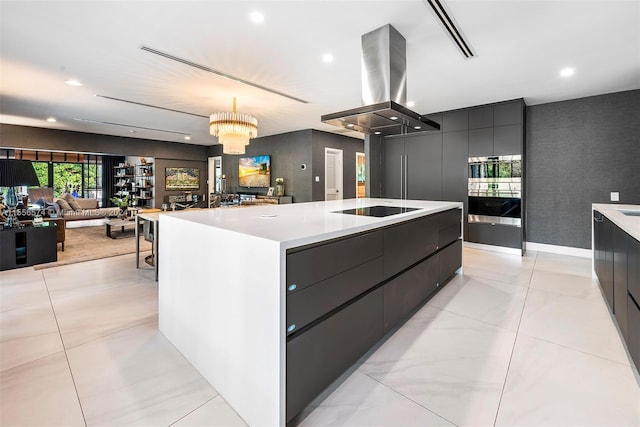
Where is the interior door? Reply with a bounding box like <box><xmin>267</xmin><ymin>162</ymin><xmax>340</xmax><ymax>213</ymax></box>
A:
<box><xmin>325</xmin><ymin>148</ymin><xmax>343</xmax><ymax>201</ymax></box>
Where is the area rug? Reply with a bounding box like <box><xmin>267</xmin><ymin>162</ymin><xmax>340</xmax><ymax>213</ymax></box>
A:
<box><xmin>34</xmin><ymin>225</ymin><xmax>152</xmax><ymax>269</ymax></box>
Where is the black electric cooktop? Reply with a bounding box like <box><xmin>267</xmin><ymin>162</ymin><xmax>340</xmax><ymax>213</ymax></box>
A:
<box><xmin>334</xmin><ymin>205</ymin><xmax>420</xmax><ymax>218</ymax></box>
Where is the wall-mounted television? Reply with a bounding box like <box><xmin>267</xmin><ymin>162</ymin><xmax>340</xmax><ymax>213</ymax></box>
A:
<box><xmin>239</xmin><ymin>155</ymin><xmax>271</xmax><ymax>188</ymax></box>
<box><xmin>165</xmin><ymin>167</ymin><xmax>200</xmax><ymax>190</ymax></box>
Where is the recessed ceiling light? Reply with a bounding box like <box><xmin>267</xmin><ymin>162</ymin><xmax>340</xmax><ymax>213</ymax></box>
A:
<box><xmin>184</xmin><ymin>136</ymin><xmax>191</xmax><ymax>140</ymax></box>
<box><xmin>407</xmin><ymin>101</ymin><xmax>416</xmax><ymax>108</ymax></box>
<box><xmin>560</xmin><ymin>67</ymin><xmax>575</xmax><ymax>77</ymax></box>
<box><xmin>46</xmin><ymin>117</ymin><xmax>57</xmax><ymax>123</ymax></box>
<box><xmin>347</xmin><ymin>124</ymin><xmax>354</xmax><ymax>128</ymax></box>
<box><xmin>390</xmin><ymin>116</ymin><xmax>398</xmax><ymax>120</ymax></box>
<box><xmin>65</xmin><ymin>79</ymin><xmax>82</xmax><ymax>87</ymax></box>
<box><xmin>129</xmin><ymin>130</ymin><xmax>136</xmax><ymax>133</ymax></box>
<box><xmin>414</xmin><ymin>126</ymin><xmax>421</xmax><ymax>130</ymax></box>
<box><xmin>374</xmin><ymin>131</ymin><xmax>382</xmax><ymax>135</ymax></box>
<box><xmin>322</xmin><ymin>53</ymin><xmax>334</xmax><ymax>63</ymax></box>
<box><xmin>250</xmin><ymin>11</ymin><xmax>264</xmax><ymax>23</ymax></box>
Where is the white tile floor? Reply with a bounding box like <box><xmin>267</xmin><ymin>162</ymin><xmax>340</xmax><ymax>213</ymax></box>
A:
<box><xmin>1</xmin><ymin>248</ymin><xmax>639</xmax><ymax>426</ymax></box>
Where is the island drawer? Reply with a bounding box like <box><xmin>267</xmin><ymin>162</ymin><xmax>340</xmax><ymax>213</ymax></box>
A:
<box><xmin>384</xmin><ymin>254</ymin><xmax>438</xmax><ymax>333</ymax></box>
<box><xmin>439</xmin><ymin>239</ymin><xmax>462</xmax><ymax>284</ymax></box>
<box><xmin>286</xmin><ymin>288</ymin><xmax>383</xmax><ymax>422</ymax></box>
<box><xmin>383</xmin><ymin>214</ymin><xmax>438</xmax><ymax>278</ymax></box>
<box><xmin>438</xmin><ymin>208</ymin><xmax>462</xmax><ymax>230</ymax></box>
<box><xmin>286</xmin><ymin>230</ymin><xmax>383</xmax><ymax>293</ymax></box>
<box><xmin>286</xmin><ymin>257</ymin><xmax>383</xmax><ymax>335</ymax></box>
<box><xmin>627</xmin><ymin>295</ymin><xmax>640</xmax><ymax>370</ymax></box>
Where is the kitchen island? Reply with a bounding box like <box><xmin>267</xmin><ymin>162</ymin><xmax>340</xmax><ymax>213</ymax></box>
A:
<box><xmin>159</xmin><ymin>198</ymin><xmax>463</xmax><ymax>426</ymax></box>
<box><xmin>592</xmin><ymin>203</ymin><xmax>640</xmax><ymax>371</ymax></box>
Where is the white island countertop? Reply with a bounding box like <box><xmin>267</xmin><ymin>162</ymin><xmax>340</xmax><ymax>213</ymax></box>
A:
<box><xmin>593</xmin><ymin>203</ymin><xmax>640</xmax><ymax>241</ymax></box>
<box><xmin>158</xmin><ymin>198</ymin><xmax>463</xmax><ymax>426</ymax></box>
<box><xmin>160</xmin><ymin>198</ymin><xmax>462</xmax><ymax>250</ymax></box>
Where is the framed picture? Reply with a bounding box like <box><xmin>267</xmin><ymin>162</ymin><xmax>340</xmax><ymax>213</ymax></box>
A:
<box><xmin>165</xmin><ymin>167</ymin><xmax>200</xmax><ymax>190</ymax></box>
<box><xmin>239</xmin><ymin>155</ymin><xmax>270</xmax><ymax>187</ymax></box>
<box><xmin>267</xmin><ymin>187</ymin><xmax>274</xmax><ymax>196</ymax></box>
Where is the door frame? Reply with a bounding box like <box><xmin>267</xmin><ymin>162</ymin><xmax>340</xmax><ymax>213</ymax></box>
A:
<box><xmin>356</xmin><ymin>151</ymin><xmax>365</xmax><ymax>198</ymax></box>
<box><xmin>324</xmin><ymin>147</ymin><xmax>343</xmax><ymax>201</ymax></box>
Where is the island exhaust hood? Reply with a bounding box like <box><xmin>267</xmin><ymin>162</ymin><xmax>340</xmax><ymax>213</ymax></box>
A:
<box><xmin>321</xmin><ymin>24</ymin><xmax>440</xmax><ymax>136</ymax></box>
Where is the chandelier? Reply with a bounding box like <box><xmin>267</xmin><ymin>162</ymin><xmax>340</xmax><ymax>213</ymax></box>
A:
<box><xmin>209</xmin><ymin>97</ymin><xmax>258</xmax><ymax>155</ymax></box>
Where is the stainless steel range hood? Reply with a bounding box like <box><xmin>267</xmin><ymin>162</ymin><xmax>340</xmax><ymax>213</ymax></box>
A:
<box><xmin>321</xmin><ymin>24</ymin><xmax>440</xmax><ymax>135</ymax></box>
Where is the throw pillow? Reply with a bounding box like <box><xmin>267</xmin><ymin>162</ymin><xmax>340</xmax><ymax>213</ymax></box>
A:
<box><xmin>62</xmin><ymin>193</ymin><xmax>82</xmax><ymax>211</ymax></box>
<box><xmin>54</xmin><ymin>197</ymin><xmax>73</xmax><ymax>212</ymax></box>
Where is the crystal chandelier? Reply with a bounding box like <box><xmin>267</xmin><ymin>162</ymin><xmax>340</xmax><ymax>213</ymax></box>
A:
<box><xmin>209</xmin><ymin>97</ymin><xmax>258</xmax><ymax>155</ymax></box>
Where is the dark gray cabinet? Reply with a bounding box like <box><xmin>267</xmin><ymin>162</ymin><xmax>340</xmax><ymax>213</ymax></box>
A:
<box><xmin>286</xmin><ymin>209</ymin><xmax>462</xmax><ymax>421</ymax></box>
<box><xmin>383</xmin><ymin>137</ymin><xmax>404</xmax><ymax>199</ymax></box>
<box><xmin>442</xmin><ymin>110</ymin><xmax>468</xmax><ymax>132</ymax></box>
<box><xmin>593</xmin><ymin>211</ymin><xmax>605</xmax><ymax>280</ymax></box>
<box><xmin>628</xmin><ymin>236</ymin><xmax>640</xmax><ymax>303</ymax></box>
<box><xmin>0</xmin><ymin>225</ymin><xmax>57</xmax><ymax>270</ymax></box>
<box><xmin>469</xmin><ymin>106</ymin><xmax>493</xmax><ymax>129</ymax></box>
<box><xmin>468</xmin><ymin>222</ymin><xmax>521</xmax><ymax>249</ymax></box>
<box><xmin>593</xmin><ymin>212</ymin><xmax>640</xmax><ymax>370</ymax></box>
<box><xmin>627</xmin><ymin>296</ymin><xmax>640</xmax><ymax>370</ymax></box>
<box><xmin>494</xmin><ymin>101</ymin><xmax>523</xmax><ymax>126</ymax></box>
<box><xmin>627</xmin><ymin>237</ymin><xmax>640</xmax><ymax>369</ymax></box>
<box><xmin>286</xmin><ymin>230</ymin><xmax>383</xmax><ymax>294</ymax></box>
<box><xmin>286</xmin><ymin>257</ymin><xmax>383</xmax><ymax>334</ymax></box>
<box><xmin>494</xmin><ymin>124</ymin><xmax>522</xmax><ymax>156</ymax></box>
<box><xmin>382</xmin><ymin>133</ymin><xmax>442</xmax><ymax>200</ymax></box>
<box><xmin>593</xmin><ymin>213</ymin><xmax>614</xmax><ymax>310</ymax></box>
<box><xmin>384</xmin><ymin>254</ymin><xmax>438</xmax><ymax>333</ymax></box>
<box><xmin>442</xmin><ymin>130</ymin><xmax>469</xmax><ymax>204</ymax></box>
<box><xmin>286</xmin><ymin>288</ymin><xmax>384</xmax><ymax>422</ymax></box>
<box><xmin>603</xmin><ymin>217</ymin><xmax>615</xmax><ymax>310</ymax></box>
<box><xmin>383</xmin><ymin>214</ymin><xmax>438</xmax><ymax>278</ymax></box>
<box><xmin>613</xmin><ymin>224</ymin><xmax>628</xmax><ymax>339</ymax></box>
<box><xmin>439</xmin><ymin>239</ymin><xmax>462</xmax><ymax>285</ymax></box>
<box><xmin>468</xmin><ymin>128</ymin><xmax>494</xmax><ymax>157</ymax></box>
<box><xmin>468</xmin><ymin>101</ymin><xmax>524</xmax><ymax>156</ymax></box>
<box><xmin>406</xmin><ymin>133</ymin><xmax>442</xmax><ymax>200</ymax></box>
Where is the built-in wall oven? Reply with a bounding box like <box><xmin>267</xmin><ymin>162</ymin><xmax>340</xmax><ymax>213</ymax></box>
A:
<box><xmin>468</xmin><ymin>155</ymin><xmax>522</xmax><ymax>227</ymax></box>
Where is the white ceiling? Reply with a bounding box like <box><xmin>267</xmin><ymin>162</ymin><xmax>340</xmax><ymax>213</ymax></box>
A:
<box><xmin>1</xmin><ymin>0</ymin><xmax>638</xmax><ymax>146</ymax></box>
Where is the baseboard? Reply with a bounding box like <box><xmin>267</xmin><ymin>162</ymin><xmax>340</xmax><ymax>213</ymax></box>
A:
<box><xmin>463</xmin><ymin>241</ymin><xmax>522</xmax><ymax>255</ymax></box>
<box><xmin>525</xmin><ymin>241</ymin><xmax>592</xmax><ymax>259</ymax></box>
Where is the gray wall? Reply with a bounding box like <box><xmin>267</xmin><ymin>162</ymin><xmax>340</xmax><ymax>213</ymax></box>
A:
<box><xmin>0</xmin><ymin>124</ymin><xmax>208</xmax><ymax>161</ymax></box>
<box><xmin>526</xmin><ymin>89</ymin><xmax>640</xmax><ymax>249</ymax></box>
<box><xmin>217</xmin><ymin>130</ymin><xmax>314</xmax><ymax>202</ymax></box>
<box><xmin>0</xmin><ymin>123</ymin><xmax>211</xmax><ymax>209</ymax></box>
<box><xmin>155</xmin><ymin>158</ymin><xmax>208</xmax><ymax>207</ymax></box>
<box><xmin>215</xmin><ymin>129</ymin><xmax>363</xmax><ymax>203</ymax></box>
<box><xmin>311</xmin><ymin>130</ymin><xmax>365</xmax><ymax>201</ymax></box>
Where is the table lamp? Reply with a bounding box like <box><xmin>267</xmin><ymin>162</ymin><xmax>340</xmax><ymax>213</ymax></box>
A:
<box><xmin>0</xmin><ymin>159</ymin><xmax>39</xmax><ymax>228</ymax></box>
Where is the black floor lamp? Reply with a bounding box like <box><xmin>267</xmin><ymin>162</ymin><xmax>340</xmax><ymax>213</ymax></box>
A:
<box><xmin>0</xmin><ymin>159</ymin><xmax>39</xmax><ymax>228</ymax></box>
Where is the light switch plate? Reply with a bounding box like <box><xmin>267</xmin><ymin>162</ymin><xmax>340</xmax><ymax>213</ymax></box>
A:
<box><xmin>610</xmin><ymin>191</ymin><xmax>620</xmax><ymax>202</ymax></box>
<box><xmin>315</xmin><ymin>176</ymin><xmax>320</xmax><ymax>182</ymax></box>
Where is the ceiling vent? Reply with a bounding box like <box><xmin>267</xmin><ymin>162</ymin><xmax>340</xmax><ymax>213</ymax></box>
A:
<box><xmin>139</xmin><ymin>46</ymin><xmax>309</xmax><ymax>104</ymax></box>
<box><xmin>423</xmin><ymin>0</ymin><xmax>476</xmax><ymax>59</ymax></box>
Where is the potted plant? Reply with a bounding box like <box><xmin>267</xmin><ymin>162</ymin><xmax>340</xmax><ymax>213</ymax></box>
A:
<box><xmin>110</xmin><ymin>194</ymin><xmax>130</xmax><ymax>217</ymax></box>
<box><xmin>275</xmin><ymin>177</ymin><xmax>285</xmax><ymax>197</ymax></box>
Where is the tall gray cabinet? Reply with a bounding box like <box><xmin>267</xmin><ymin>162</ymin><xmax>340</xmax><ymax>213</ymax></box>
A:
<box><xmin>381</xmin><ymin>99</ymin><xmax>525</xmax><ymax>252</ymax></box>
<box><xmin>383</xmin><ymin>133</ymin><xmax>442</xmax><ymax>200</ymax></box>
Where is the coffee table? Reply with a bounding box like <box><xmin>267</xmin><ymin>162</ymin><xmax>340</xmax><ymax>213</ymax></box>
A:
<box><xmin>104</xmin><ymin>217</ymin><xmax>136</xmax><ymax>239</ymax></box>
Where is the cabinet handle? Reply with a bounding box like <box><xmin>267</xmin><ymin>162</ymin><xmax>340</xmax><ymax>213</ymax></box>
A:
<box><xmin>400</xmin><ymin>156</ymin><xmax>404</xmax><ymax>197</ymax></box>
<box><xmin>287</xmin><ymin>284</ymin><xmax>297</xmax><ymax>291</ymax></box>
<box><xmin>404</xmin><ymin>155</ymin><xmax>408</xmax><ymax>199</ymax></box>
<box><xmin>287</xmin><ymin>324</ymin><xmax>296</xmax><ymax>333</ymax></box>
